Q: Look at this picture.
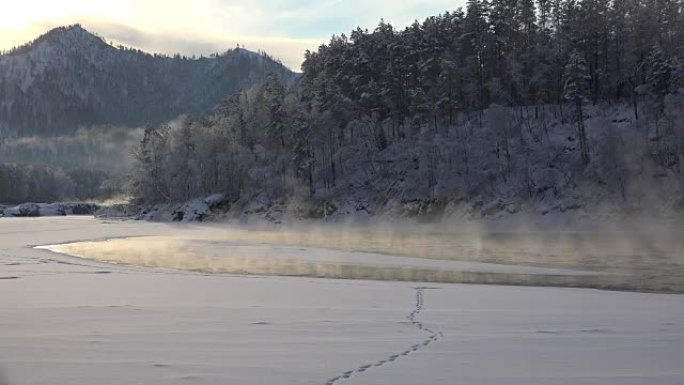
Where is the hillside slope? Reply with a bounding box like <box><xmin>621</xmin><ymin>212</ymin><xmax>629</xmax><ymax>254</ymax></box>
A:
<box><xmin>0</xmin><ymin>25</ymin><xmax>296</xmax><ymax>136</ymax></box>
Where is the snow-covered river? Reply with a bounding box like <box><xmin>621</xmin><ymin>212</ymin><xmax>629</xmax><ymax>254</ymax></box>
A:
<box><xmin>1</xmin><ymin>217</ymin><xmax>683</xmax><ymax>385</ymax></box>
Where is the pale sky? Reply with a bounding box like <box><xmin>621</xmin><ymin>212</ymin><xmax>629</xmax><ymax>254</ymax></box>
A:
<box><xmin>0</xmin><ymin>0</ymin><xmax>465</xmax><ymax>71</ymax></box>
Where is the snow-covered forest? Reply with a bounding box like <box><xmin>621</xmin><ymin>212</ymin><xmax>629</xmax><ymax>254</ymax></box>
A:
<box><xmin>129</xmin><ymin>0</ymin><xmax>684</xmax><ymax>219</ymax></box>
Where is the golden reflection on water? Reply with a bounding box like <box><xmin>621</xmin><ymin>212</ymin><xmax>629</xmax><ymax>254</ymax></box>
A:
<box><xmin>54</xmin><ymin>225</ymin><xmax>684</xmax><ymax>293</ymax></box>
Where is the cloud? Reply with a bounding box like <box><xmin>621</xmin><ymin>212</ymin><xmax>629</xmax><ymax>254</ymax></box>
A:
<box><xmin>0</xmin><ymin>0</ymin><xmax>466</xmax><ymax>69</ymax></box>
<box><xmin>84</xmin><ymin>22</ymin><xmax>321</xmax><ymax>71</ymax></box>
<box><xmin>263</xmin><ymin>0</ymin><xmax>464</xmax><ymax>35</ymax></box>
<box><xmin>1</xmin><ymin>19</ymin><xmax>319</xmax><ymax>71</ymax></box>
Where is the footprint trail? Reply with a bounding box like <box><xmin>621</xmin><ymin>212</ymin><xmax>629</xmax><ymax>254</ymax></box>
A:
<box><xmin>324</xmin><ymin>287</ymin><xmax>442</xmax><ymax>385</ymax></box>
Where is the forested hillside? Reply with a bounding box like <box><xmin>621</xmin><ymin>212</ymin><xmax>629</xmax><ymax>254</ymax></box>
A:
<box><xmin>0</xmin><ymin>25</ymin><xmax>295</xmax><ymax>205</ymax></box>
<box><xmin>130</xmin><ymin>0</ymin><xmax>684</xmax><ymax>220</ymax></box>
<box><xmin>0</xmin><ymin>25</ymin><xmax>296</xmax><ymax>136</ymax></box>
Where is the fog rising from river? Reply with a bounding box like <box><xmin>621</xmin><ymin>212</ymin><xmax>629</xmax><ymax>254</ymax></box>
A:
<box><xmin>50</xmin><ymin>218</ymin><xmax>684</xmax><ymax>292</ymax></box>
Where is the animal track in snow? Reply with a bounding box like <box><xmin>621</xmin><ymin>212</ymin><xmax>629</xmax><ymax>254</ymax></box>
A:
<box><xmin>323</xmin><ymin>287</ymin><xmax>442</xmax><ymax>385</ymax></box>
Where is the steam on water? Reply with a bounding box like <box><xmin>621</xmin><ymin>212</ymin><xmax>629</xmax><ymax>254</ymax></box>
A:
<box><xmin>52</xmin><ymin>219</ymin><xmax>684</xmax><ymax>293</ymax></box>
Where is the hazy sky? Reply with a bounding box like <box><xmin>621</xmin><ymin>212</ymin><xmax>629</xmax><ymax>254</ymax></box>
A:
<box><xmin>0</xmin><ymin>0</ymin><xmax>464</xmax><ymax>70</ymax></box>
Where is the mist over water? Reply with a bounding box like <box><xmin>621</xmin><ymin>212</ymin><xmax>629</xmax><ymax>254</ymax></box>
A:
<box><xmin>51</xmin><ymin>217</ymin><xmax>684</xmax><ymax>293</ymax></box>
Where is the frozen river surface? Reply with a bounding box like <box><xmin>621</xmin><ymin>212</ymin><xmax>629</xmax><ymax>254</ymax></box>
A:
<box><xmin>1</xmin><ymin>217</ymin><xmax>683</xmax><ymax>385</ymax></box>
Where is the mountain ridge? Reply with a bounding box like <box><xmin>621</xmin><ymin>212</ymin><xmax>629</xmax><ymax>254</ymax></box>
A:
<box><xmin>2</xmin><ymin>24</ymin><xmax>109</xmax><ymax>57</ymax></box>
<box><xmin>0</xmin><ymin>24</ymin><xmax>296</xmax><ymax>137</ymax></box>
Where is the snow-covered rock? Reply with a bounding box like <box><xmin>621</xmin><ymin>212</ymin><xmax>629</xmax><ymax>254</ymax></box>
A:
<box><xmin>99</xmin><ymin>194</ymin><xmax>230</xmax><ymax>222</ymax></box>
<box><xmin>1</xmin><ymin>202</ymin><xmax>100</xmax><ymax>217</ymax></box>
<box><xmin>3</xmin><ymin>203</ymin><xmax>42</xmax><ymax>217</ymax></box>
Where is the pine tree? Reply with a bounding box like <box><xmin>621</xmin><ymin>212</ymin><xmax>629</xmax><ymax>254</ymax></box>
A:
<box><xmin>646</xmin><ymin>45</ymin><xmax>673</xmax><ymax>99</ymax></box>
<box><xmin>563</xmin><ymin>49</ymin><xmax>591</xmax><ymax>165</ymax></box>
<box><xmin>464</xmin><ymin>0</ymin><xmax>491</xmax><ymax>113</ymax></box>
<box><xmin>515</xmin><ymin>0</ymin><xmax>539</xmax><ymax>103</ymax></box>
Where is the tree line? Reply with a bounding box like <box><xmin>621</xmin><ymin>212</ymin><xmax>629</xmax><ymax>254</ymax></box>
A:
<box><xmin>301</xmin><ymin>0</ymin><xmax>682</xmax><ymax>124</ymax></box>
<box><xmin>0</xmin><ymin>163</ymin><xmax>117</xmax><ymax>204</ymax></box>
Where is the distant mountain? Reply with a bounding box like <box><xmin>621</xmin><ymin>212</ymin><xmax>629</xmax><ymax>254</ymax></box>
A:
<box><xmin>0</xmin><ymin>25</ymin><xmax>296</xmax><ymax>136</ymax></box>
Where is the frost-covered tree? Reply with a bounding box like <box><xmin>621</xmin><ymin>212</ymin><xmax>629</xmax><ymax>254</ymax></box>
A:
<box><xmin>563</xmin><ymin>49</ymin><xmax>591</xmax><ymax>165</ymax></box>
<box><xmin>646</xmin><ymin>45</ymin><xmax>675</xmax><ymax>111</ymax></box>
